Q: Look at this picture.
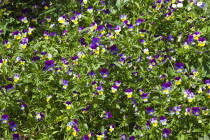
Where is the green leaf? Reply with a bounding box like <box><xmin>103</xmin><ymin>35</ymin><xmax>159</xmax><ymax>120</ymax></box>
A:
<box><xmin>192</xmin><ymin>129</ymin><xmax>203</xmax><ymax>133</ymax></box>
<box><xmin>56</xmin><ymin>115</ymin><xmax>66</xmax><ymax>122</ymax></box>
<box><xmin>116</xmin><ymin>0</ymin><xmax>123</xmax><ymax>8</ymax></box>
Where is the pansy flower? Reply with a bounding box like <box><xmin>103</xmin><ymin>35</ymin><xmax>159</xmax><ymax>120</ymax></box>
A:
<box><xmin>140</xmin><ymin>39</ymin><xmax>147</xmax><ymax>45</ymax></box>
<box><xmin>90</xmin><ymin>22</ymin><xmax>97</xmax><ymax>32</ymax></box>
<box><xmin>12</xmin><ymin>31</ymin><xmax>21</xmax><ymax>40</ymax></box>
<box><xmin>109</xmin><ymin>124</ymin><xmax>115</xmax><ymax>132</ymax></box>
<box><xmin>198</xmin><ymin>37</ymin><xmax>206</xmax><ymax>47</ymax></box>
<box><xmin>192</xmin><ymin>107</ymin><xmax>200</xmax><ymax>116</ymax></box>
<box><xmin>1</xmin><ymin>115</ymin><xmax>9</xmax><ymax>123</ymax></box>
<box><xmin>65</xmin><ymin>101</ymin><xmax>72</xmax><ymax>110</ymax></box>
<box><xmin>146</xmin><ymin>121</ymin><xmax>151</xmax><ymax>130</ymax></box>
<box><xmin>62</xmin><ymin>79</ymin><xmax>68</xmax><ymax>89</ymax></box>
<box><xmin>125</xmin><ymin>89</ymin><xmax>133</xmax><ymax>98</ymax></box>
<box><xmin>110</xmin><ymin>44</ymin><xmax>119</xmax><ymax>55</ymax></box>
<box><xmin>115</xmin><ymin>81</ymin><xmax>121</xmax><ymax>87</ymax></box>
<box><xmin>46</xmin><ymin>16</ymin><xmax>51</xmax><ymax>22</ymax></box>
<box><xmin>36</xmin><ymin>112</ymin><xmax>45</xmax><ymax>121</ymax></box>
<box><xmin>139</xmin><ymin>89</ymin><xmax>144</xmax><ymax>95</ymax></box>
<box><xmin>12</xmin><ymin>134</ymin><xmax>20</xmax><ymax>140</ymax></box>
<box><xmin>174</xmin><ymin>77</ymin><xmax>182</xmax><ymax>85</ymax></box>
<box><xmin>5</xmin><ymin>84</ymin><xmax>14</xmax><ymax>91</ymax></box>
<box><xmin>143</xmin><ymin>48</ymin><xmax>149</xmax><ymax>54</ymax></box>
<box><xmin>72</xmin><ymin>55</ymin><xmax>79</xmax><ymax>65</ymax></box>
<box><xmin>150</xmin><ymin>117</ymin><xmax>158</xmax><ymax>127</ymax></box>
<box><xmin>100</xmin><ymin>68</ymin><xmax>108</xmax><ymax>78</ymax></box>
<box><xmin>185</xmin><ymin>107</ymin><xmax>191</xmax><ymax>115</ymax></box>
<box><xmin>13</xmin><ymin>74</ymin><xmax>20</xmax><ymax>82</ymax></box>
<box><xmin>205</xmin><ymin>80</ymin><xmax>210</xmax><ymax>88</ymax></box>
<box><xmin>175</xmin><ymin>63</ymin><xmax>184</xmax><ymax>73</ymax></box>
<box><xmin>2</xmin><ymin>40</ymin><xmax>11</xmax><ymax>49</ymax></box>
<box><xmin>96</xmin><ymin>86</ymin><xmax>103</xmax><ymax>95</ymax></box>
<box><xmin>193</xmin><ymin>32</ymin><xmax>200</xmax><ymax>40</ymax></box>
<box><xmin>162</xmin><ymin>82</ymin><xmax>171</xmax><ymax>94</ymax></box>
<box><xmin>160</xmin><ymin>116</ymin><xmax>167</xmax><ymax>125</ymax></box>
<box><xmin>202</xmin><ymin>107</ymin><xmax>208</xmax><ymax>115</ymax></box>
<box><xmin>142</xmin><ymin>93</ymin><xmax>149</xmax><ymax>102</ymax></box>
<box><xmin>20</xmin><ymin>103</ymin><xmax>27</xmax><ymax>110</ymax></box>
<box><xmin>58</xmin><ymin>15</ymin><xmax>67</xmax><ymax>24</ymax></box>
<box><xmin>19</xmin><ymin>16</ymin><xmax>28</xmax><ymax>23</ymax></box>
<box><xmin>162</xmin><ymin>128</ymin><xmax>171</xmax><ymax>138</ymax></box>
<box><xmin>149</xmin><ymin>59</ymin><xmax>156</xmax><ymax>67</ymax></box>
<box><xmin>87</xmin><ymin>7</ymin><xmax>93</xmax><ymax>13</ymax></box>
<box><xmin>43</xmin><ymin>60</ymin><xmax>54</xmax><ymax>71</ymax></box>
<box><xmin>43</xmin><ymin>31</ymin><xmax>49</xmax><ymax>39</ymax></box>
<box><xmin>120</xmin><ymin>15</ymin><xmax>127</xmax><ymax>21</ymax></box>
<box><xmin>20</xmin><ymin>37</ymin><xmax>29</xmax><ymax>49</ymax></box>
<box><xmin>28</xmin><ymin>26</ymin><xmax>35</xmax><ymax>35</ymax></box>
<box><xmin>187</xmin><ymin>35</ymin><xmax>194</xmax><ymax>43</ymax></box>
<box><xmin>159</xmin><ymin>74</ymin><xmax>166</xmax><ymax>80</ymax></box>
<box><xmin>66</xmin><ymin>122</ymin><xmax>76</xmax><ymax>130</ymax></box>
<box><xmin>174</xmin><ymin>106</ymin><xmax>181</xmax><ymax>115</ymax></box>
<box><xmin>183</xmin><ymin>42</ymin><xmax>189</xmax><ymax>49</ymax></box>
<box><xmin>9</xmin><ymin>121</ymin><xmax>17</xmax><ymax>131</ymax></box>
<box><xmin>111</xmin><ymin>85</ymin><xmax>119</xmax><ymax>93</ymax></box>
<box><xmin>197</xmin><ymin>2</ymin><xmax>206</xmax><ymax>8</ymax></box>
<box><xmin>105</xmin><ymin>111</ymin><xmax>112</xmax><ymax>119</ymax></box>
<box><xmin>97</xmin><ymin>25</ymin><xmax>105</xmax><ymax>34</ymax></box>
<box><xmin>146</xmin><ymin>107</ymin><xmax>154</xmax><ymax>115</ymax></box>
<box><xmin>70</xmin><ymin>16</ymin><xmax>78</xmax><ymax>24</ymax></box>
<box><xmin>115</xmin><ymin>25</ymin><xmax>121</xmax><ymax>35</ymax></box>
<box><xmin>136</xmin><ymin>18</ymin><xmax>145</xmax><ymax>25</ymax></box>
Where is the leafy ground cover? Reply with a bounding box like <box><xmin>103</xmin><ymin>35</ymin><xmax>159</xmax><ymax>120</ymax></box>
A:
<box><xmin>0</xmin><ymin>0</ymin><xmax>210</xmax><ymax>139</ymax></box>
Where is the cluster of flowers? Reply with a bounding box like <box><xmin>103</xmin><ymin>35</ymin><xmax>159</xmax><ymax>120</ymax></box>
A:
<box><xmin>0</xmin><ymin>0</ymin><xmax>209</xmax><ymax>139</ymax></box>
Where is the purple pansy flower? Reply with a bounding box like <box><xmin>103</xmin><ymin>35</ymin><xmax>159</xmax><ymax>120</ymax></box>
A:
<box><xmin>43</xmin><ymin>60</ymin><xmax>54</xmax><ymax>71</ymax></box>
<box><xmin>9</xmin><ymin>121</ymin><xmax>17</xmax><ymax>131</ymax></box>
<box><xmin>1</xmin><ymin>115</ymin><xmax>9</xmax><ymax>123</ymax></box>
<box><xmin>100</xmin><ymin>68</ymin><xmax>108</xmax><ymax>78</ymax></box>
<box><xmin>162</xmin><ymin>128</ymin><xmax>171</xmax><ymax>138</ymax></box>
<box><xmin>175</xmin><ymin>63</ymin><xmax>184</xmax><ymax>73</ymax></box>
<box><xmin>162</xmin><ymin>82</ymin><xmax>171</xmax><ymax>94</ymax></box>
